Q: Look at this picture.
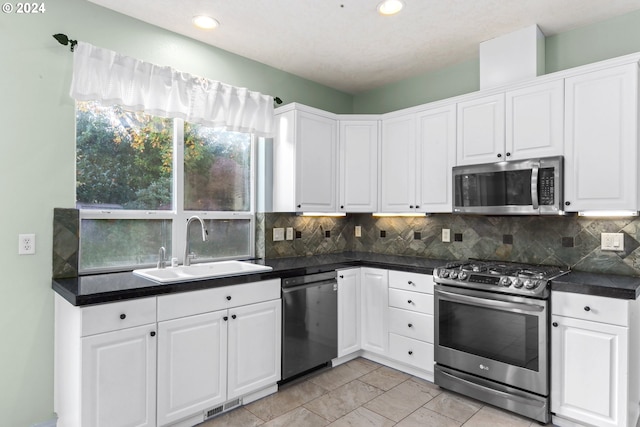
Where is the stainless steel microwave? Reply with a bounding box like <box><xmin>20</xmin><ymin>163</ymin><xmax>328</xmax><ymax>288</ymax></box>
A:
<box><xmin>453</xmin><ymin>156</ymin><xmax>563</xmax><ymax>215</ymax></box>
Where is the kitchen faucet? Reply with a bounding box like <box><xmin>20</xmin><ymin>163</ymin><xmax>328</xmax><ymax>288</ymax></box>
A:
<box><xmin>184</xmin><ymin>215</ymin><xmax>208</xmax><ymax>266</ymax></box>
<box><xmin>157</xmin><ymin>246</ymin><xmax>166</xmax><ymax>269</ymax></box>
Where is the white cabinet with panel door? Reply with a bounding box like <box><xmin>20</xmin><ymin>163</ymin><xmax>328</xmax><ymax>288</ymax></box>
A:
<box><xmin>156</xmin><ymin>280</ymin><xmax>281</xmax><ymax>427</ymax></box>
<box><xmin>54</xmin><ymin>295</ymin><xmax>158</xmax><ymax>427</ymax></box>
<box><xmin>337</xmin><ymin>268</ymin><xmax>361</xmax><ymax>357</ymax></box>
<box><xmin>563</xmin><ymin>63</ymin><xmax>639</xmax><ymax>212</ymax></box>
<box><xmin>551</xmin><ymin>291</ymin><xmax>640</xmax><ymax>427</ymax></box>
<box><xmin>338</xmin><ymin>120</ymin><xmax>379</xmax><ymax>212</ymax></box>
<box><xmin>273</xmin><ymin>103</ymin><xmax>338</xmax><ymax>212</ymax></box>
<box><xmin>360</xmin><ymin>267</ymin><xmax>389</xmax><ymax>355</ymax></box>
<box><xmin>456</xmin><ymin>93</ymin><xmax>505</xmax><ymax>165</ymax></box>
<box><xmin>380</xmin><ymin>104</ymin><xmax>456</xmax><ymax>213</ymax></box>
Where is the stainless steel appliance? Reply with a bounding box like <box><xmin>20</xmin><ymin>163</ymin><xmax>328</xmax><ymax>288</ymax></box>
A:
<box><xmin>453</xmin><ymin>156</ymin><xmax>563</xmax><ymax>215</ymax></box>
<box><xmin>433</xmin><ymin>260</ymin><xmax>568</xmax><ymax>423</ymax></box>
<box><xmin>281</xmin><ymin>271</ymin><xmax>338</xmax><ymax>383</ymax></box>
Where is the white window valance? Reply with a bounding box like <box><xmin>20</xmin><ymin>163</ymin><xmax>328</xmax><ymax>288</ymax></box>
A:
<box><xmin>70</xmin><ymin>42</ymin><xmax>275</xmax><ymax>137</ymax></box>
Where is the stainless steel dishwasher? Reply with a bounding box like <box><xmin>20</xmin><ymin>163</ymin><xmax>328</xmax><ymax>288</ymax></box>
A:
<box><xmin>281</xmin><ymin>271</ymin><xmax>338</xmax><ymax>383</ymax></box>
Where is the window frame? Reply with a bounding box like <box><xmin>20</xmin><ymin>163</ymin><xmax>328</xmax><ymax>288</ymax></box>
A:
<box><xmin>78</xmin><ymin>116</ymin><xmax>256</xmax><ymax>275</ymax></box>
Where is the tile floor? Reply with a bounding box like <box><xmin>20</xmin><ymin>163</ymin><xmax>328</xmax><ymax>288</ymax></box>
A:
<box><xmin>199</xmin><ymin>358</ymin><xmax>552</xmax><ymax>427</ymax></box>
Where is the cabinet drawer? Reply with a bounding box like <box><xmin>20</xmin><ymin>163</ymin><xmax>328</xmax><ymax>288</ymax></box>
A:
<box><xmin>81</xmin><ymin>297</ymin><xmax>157</xmax><ymax>336</ymax></box>
<box><xmin>389</xmin><ymin>288</ymin><xmax>433</xmax><ymax>314</ymax></box>
<box><xmin>388</xmin><ymin>333</ymin><xmax>434</xmax><ymax>372</ymax></box>
<box><xmin>388</xmin><ymin>270</ymin><xmax>434</xmax><ymax>294</ymax></box>
<box><xmin>158</xmin><ymin>279</ymin><xmax>280</xmax><ymax>321</ymax></box>
<box><xmin>388</xmin><ymin>307</ymin><xmax>433</xmax><ymax>343</ymax></box>
<box><xmin>552</xmin><ymin>291</ymin><xmax>629</xmax><ymax>327</ymax></box>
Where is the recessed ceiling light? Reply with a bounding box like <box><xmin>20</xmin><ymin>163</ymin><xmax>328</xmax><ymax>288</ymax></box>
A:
<box><xmin>192</xmin><ymin>15</ymin><xmax>219</xmax><ymax>30</ymax></box>
<box><xmin>377</xmin><ymin>0</ymin><xmax>404</xmax><ymax>16</ymax></box>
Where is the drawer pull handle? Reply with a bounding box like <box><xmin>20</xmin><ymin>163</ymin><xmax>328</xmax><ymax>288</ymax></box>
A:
<box><xmin>339</xmin><ymin>275</ymin><xmax>344</xmax><ymax>279</ymax></box>
<box><xmin>226</xmin><ymin>296</ymin><xmax>232</xmax><ymax>301</ymax></box>
<box><xmin>408</xmin><ymin>323</ymin><xmax>413</xmax><ymax>328</ymax></box>
<box><xmin>232</xmin><ymin>314</ymin><xmax>237</xmax><ymax>320</ymax></box>
<box><xmin>120</xmin><ymin>314</ymin><xmax>126</xmax><ymax>320</ymax></box>
<box><xmin>552</xmin><ymin>322</ymin><xmax>558</xmax><ymax>327</ymax></box>
<box><xmin>584</xmin><ymin>306</ymin><xmax>591</xmax><ymax>312</ymax></box>
<box><xmin>408</xmin><ymin>350</ymin><xmax>413</xmax><ymax>355</ymax></box>
<box><xmin>150</xmin><ymin>331</ymin><xmax>156</xmax><ymax>337</ymax></box>
<box><xmin>407</xmin><ymin>300</ymin><xmax>413</xmax><ymax>304</ymax></box>
<box><xmin>408</xmin><ymin>281</ymin><xmax>415</xmax><ymax>286</ymax></box>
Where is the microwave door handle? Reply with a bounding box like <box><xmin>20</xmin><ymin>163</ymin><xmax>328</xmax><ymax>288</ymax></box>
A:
<box><xmin>531</xmin><ymin>162</ymin><xmax>540</xmax><ymax>210</ymax></box>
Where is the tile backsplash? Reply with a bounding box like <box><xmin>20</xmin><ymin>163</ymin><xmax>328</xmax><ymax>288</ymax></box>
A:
<box><xmin>260</xmin><ymin>212</ymin><xmax>640</xmax><ymax>277</ymax></box>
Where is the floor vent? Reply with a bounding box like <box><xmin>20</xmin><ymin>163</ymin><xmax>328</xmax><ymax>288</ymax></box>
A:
<box><xmin>204</xmin><ymin>398</ymin><xmax>242</xmax><ymax>420</ymax></box>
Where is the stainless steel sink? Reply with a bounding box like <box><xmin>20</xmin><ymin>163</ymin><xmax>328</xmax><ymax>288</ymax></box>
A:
<box><xmin>133</xmin><ymin>260</ymin><xmax>273</xmax><ymax>284</ymax></box>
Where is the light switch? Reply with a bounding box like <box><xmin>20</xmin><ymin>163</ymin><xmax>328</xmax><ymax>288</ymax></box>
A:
<box><xmin>273</xmin><ymin>228</ymin><xmax>285</xmax><ymax>241</ymax></box>
<box><xmin>286</xmin><ymin>227</ymin><xmax>294</xmax><ymax>240</ymax></box>
<box><xmin>442</xmin><ymin>229</ymin><xmax>451</xmax><ymax>243</ymax></box>
<box><xmin>355</xmin><ymin>226</ymin><xmax>362</xmax><ymax>237</ymax></box>
<box><xmin>601</xmin><ymin>232</ymin><xmax>624</xmax><ymax>251</ymax></box>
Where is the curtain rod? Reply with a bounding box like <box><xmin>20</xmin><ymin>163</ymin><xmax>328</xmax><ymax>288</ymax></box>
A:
<box><xmin>52</xmin><ymin>33</ymin><xmax>283</xmax><ymax>105</ymax></box>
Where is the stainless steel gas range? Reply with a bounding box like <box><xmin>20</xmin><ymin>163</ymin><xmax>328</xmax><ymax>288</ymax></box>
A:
<box><xmin>433</xmin><ymin>260</ymin><xmax>569</xmax><ymax>424</ymax></box>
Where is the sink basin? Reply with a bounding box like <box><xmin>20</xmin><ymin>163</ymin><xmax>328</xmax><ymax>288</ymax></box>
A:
<box><xmin>133</xmin><ymin>260</ymin><xmax>273</xmax><ymax>284</ymax></box>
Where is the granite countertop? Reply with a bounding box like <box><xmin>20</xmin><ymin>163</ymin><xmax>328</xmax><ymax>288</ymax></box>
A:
<box><xmin>52</xmin><ymin>251</ymin><xmax>640</xmax><ymax>306</ymax></box>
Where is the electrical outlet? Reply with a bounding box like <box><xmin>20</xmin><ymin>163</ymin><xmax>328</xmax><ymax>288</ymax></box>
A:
<box><xmin>286</xmin><ymin>227</ymin><xmax>294</xmax><ymax>240</ymax></box>
<box><xmin>442</xmin><ymin>229</ymin><xmax>451</xmax><ymax>243</ymax></box>
<box><xmin>273</xmin><ymin>228</ymin><xmax>285</xmax><ymax>242</ymax></box>
<box><xmin>601</xmin><ymin>232</ymin><xmax>624</xmax><ymax>251</ymax></box>
<box><xmin>19</xmin><ymin>233</ymin><xmax>36</xmax><ymax>255</ymax></box>
<box><xmin>355</xmin><ymin>226</ymin><xmax>362</xmax><ymax>237</ymax></box>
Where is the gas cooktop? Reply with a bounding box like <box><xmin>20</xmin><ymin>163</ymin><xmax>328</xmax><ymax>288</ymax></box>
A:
<box><xmin>433</xmin><ymin>260</ymin><xmax>569</xmax><ymax>298</ymax></box>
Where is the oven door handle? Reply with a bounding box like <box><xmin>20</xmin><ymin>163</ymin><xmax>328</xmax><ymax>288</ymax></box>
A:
<box><xmin>436</xmin><ymin>289</ymin><xmax>545</xmax><ymax>312</ymax></box>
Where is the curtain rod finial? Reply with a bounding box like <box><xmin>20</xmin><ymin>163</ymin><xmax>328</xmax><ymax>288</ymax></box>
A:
<box><xmin>53</xmin><ymin>33</ymin><xmax>78</xmax><ymax>52</ymax></box>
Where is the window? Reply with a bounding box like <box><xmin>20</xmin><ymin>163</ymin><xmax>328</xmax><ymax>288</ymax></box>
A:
<box><xmin>76</xmin><ymin>101</ymin><xmax>255</xmax><ymax>273</ymax></box>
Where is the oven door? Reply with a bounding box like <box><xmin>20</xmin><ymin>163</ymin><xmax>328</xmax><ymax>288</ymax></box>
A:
<box><xmin>434</xmin><ymin>284</ymin><xmax>548</xmax><ymax>396</ymax></box>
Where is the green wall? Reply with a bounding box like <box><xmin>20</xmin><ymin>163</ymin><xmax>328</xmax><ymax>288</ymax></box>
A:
<box><xmin>353</xmin><ymin>8</ymin><xmax>640</xmax><ymax>114</ymax></box>
<box><xmin>4</xmin><ymin>1</ymin><xmax>640</xmax><ymax>425</ymax></box>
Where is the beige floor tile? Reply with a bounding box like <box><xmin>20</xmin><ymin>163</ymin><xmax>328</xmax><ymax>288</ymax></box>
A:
<box><xmin>396</xmin><ymin>407</ymin><xmax>462</xmax><ymax>427</ymax></box>
<box><xmin>462</xmin><ymin>405</ymin><xmax>532</xmax><ymax>427</ymax></box>
<box><xmin>328</xmin><ymin>407</ymin><xmax>395</xmax><ymax>427</ymax></box>
<box><xmin>423</xmin><ymin>391</ymin><xmax>482</xmax><ymax>423</ymax></box>
<box><xmin>364</xmin><ymin>377</ymin><xmax>440</xmax><ymax>422</ymax></box>
<box><xmin>245</xmin><ymin>380</ymin><xmax>327</xmax><ymax>421</ymax></box>
<box><xmin>198</xmin><ymin>407</ymin><xmax>264</xmax><ymax>427</ymax></box>
<box><xmin>344</xmin><ymin>358</ymin><xmax>383</xmax><ymax>376</ymax></box>
<box><xmin>262</xmin><ymin>407</ymin><xmax>329</xmax><ymax>427</ymax></box>
<box><xmin>309</xmin><ymin>363</ymin><xmax>369</xmax><ymax>391</ymax></box>
<box><xmin>359</xmin><ymin>366</ymin><xmax>411</xmax><ymax>391</ymax></box>
<box><xmin>305</xmin><ymin>380</ymin><xmax>384</xmax><ymax>422</ymax></box>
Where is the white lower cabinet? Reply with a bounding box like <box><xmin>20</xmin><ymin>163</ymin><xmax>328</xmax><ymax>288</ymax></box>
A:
<box><xmin>360</xmin><ymin>268</ymin><xmax>389</xmax><ymax>355</ymax></box>
<box><xmin>337</xmin><ymin>268</ymin><xmax>361</xmax><ymax>357</ymax></box>
<box><xmin>551</xmin><ymin>291</ymin><xmax>640</xmax><ymax>427</ymax></box>
<box><xmin>55</xmin><ymin>279</ymin><xmax>281</xmax><ymax>427</ymax></box>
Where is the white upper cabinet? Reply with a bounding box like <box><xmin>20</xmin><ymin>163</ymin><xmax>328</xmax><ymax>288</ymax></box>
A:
<box><xmin>416</xmin><ymin>105</ymin><xmax>456</xmax><ymax>213</ymax></box>
<box><xmin>380</xmin><ymin>114</ymin><xmax>417</xmax><ymax>212</ymax></box>
<box><xmin>563</xmin><ymin>63</ymin><xmax>639</xmax><ymax>212</ymax></box>
<box><xmin>339</xmin><ymin>120</ymin><xmax>379</xmax><ymax>212</ymax></box>
<box><xmin>273</xmin><ymin>104</ymin><xmax>338</xmax><ymax>212</ymax></box>
<box><xmin>457</xmin><ymin>93</ymin><xmax>505</xmax><ymax>165</ymax></box>
<box><xmin>505</xmin><ymin>79</ymin><xmax>564</xmax><ymax>160</ymax></box>
<box><xmin>457</xmin><ymin>80</ymin><xmax>564</xmax><ymax>165</ymax></box>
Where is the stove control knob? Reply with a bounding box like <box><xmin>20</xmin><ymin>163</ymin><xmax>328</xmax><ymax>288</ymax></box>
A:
<box><xmin>512</xmin><ymin>278</ymin><xmax>524</xmax><ymax>288</ymax></box>
<box><xmin>499</xmin><ymin>276</ymin><xmax>511</xmax><ymax>287</ymax></box>
<box><xmin>524</xmin><ymin>280</ymin><xmax>539</xmax><ymax>290</ymax></box>
<box><xmin>458</xmin><ymin>271</ymin><xmax>468</xmax><ymax>280</ymax></box>
<box><xmin>440</xmin><ymin>270</ymin><xmax>449</xmax><ymax>279</ymax></box>
<box><xmin>449</xmin><ymin>271</ymin><xmax>458</xmax><ymax>279</ymax></box>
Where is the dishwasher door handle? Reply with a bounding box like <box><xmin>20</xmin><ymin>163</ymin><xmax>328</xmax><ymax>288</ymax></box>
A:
<box><xmin>282</xmin><ymin>280</ymin><xmax>337</xmax><ymax>294</ymax></box>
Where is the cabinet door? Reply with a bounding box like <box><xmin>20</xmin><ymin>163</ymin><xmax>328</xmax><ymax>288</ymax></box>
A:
<box><xmin>157</xmin><ymin>310</ymin><xmax>227</xmax><ymax>426</ymax></box>
<box><xmin>337</xmin><ymin>268</ymin><xmax>361</xmax><ymax>357</ymax></box>
<box><xmin>564</xmin><ymin>63</ymin><xmax>639</xmax><ymax>212</ymax></box>
<box><xmin>380</xmin><ymin>115</ymin><xmax>416</xmax><ymax>212</ymax></box>
<box><xmin>339</xmin><ymin>120</ymin><xmax>379</xmax><ymax>212</ymax></box>
<box><xmin>296</xmin><ymin>111</ymin><xmax>338</xmax><ymax>212</ymax></box>
<box><xmin>81</xmin><ymin>324</ymin><xmax>157</xmax><ymax>427</ymax></box>
<box><xmin>506</xmin><ymin>79</ymin><xmax>564</xmax><ymax>160</ymax></box>
<box><xmin>415</xmin><ymin>105</ymin><xmax>456</xmax><ymax>213</ymax></box>
<box><xmin>227</xmin><ymin>299</ymin><xmax>281</xmax><ymax>399</ymax></box>
<box><xmin>551</xmin><ymin>315</ymin><xmax>628</xmax><ymax>427</ymax></box>
<box><xmin>360</xmin><ymin>268</ymin><xmax>389</xmax><ymax>355</ymax></box>
<box><xmin>456</xmin><ymin>93</ymin><xmax>505</xmax><ymax>165</ymax></box>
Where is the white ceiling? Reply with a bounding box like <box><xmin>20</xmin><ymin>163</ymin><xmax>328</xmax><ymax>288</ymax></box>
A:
<box><xmin>88</xmin><ymin>0</ymin><xmax>640</xmax><ymax>94</ymax></box>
